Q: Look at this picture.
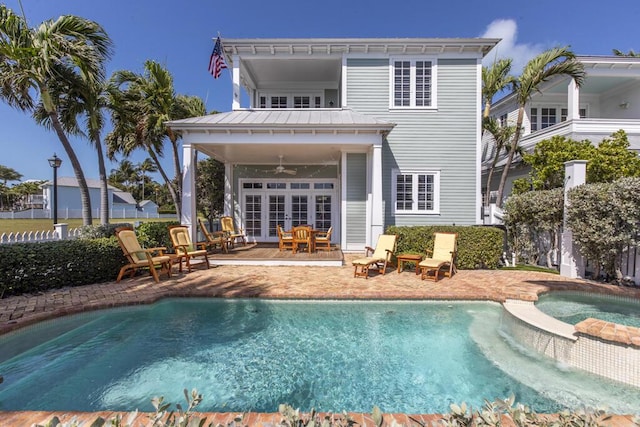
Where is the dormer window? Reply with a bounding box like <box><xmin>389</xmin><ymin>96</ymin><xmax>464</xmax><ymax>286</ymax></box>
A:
<box><xmin>390</xmin><ymin>58</ymin><xmax>437</xmax><ymax>109</ymax></box>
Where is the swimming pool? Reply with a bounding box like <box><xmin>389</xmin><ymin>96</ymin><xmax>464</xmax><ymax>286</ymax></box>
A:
<box><xmin>536</xmin><ymin>292</ymin><xmax>640</xmax><ymax>328</ymax></box>
<box><xmin>1</xmin><ymin>299</ymin><xmax>639</xmax><ymax>414</ymax></box>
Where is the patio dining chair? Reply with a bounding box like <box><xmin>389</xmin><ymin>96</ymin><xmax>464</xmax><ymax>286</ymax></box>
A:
<box><xmin>278</xmin><ymin>224</ymin><xmax>294</xmax><ymax>251</ymax></box>
<box><xmin>168</xmin><ymin>225</ymin><xmax>210</xmax><ymax>272</ymax></box>
<box><xmin>314</xmin><ymin>226</ymin><xmax>333</xmax><ymax>251</ymax></box>
<box><xmin>115</xmin><ymin>227</ymin><xmax>172</xmax><ymax>283</ymax></box>
<box><xmin>292</xmin><ymin>225</ymin><xmax>313</xmax><ymax>254</ymax></box>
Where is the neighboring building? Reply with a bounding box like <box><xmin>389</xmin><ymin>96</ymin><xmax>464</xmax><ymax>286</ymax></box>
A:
<box><xmin>169</xmin><ymin>37</ymin><xmax>498</xmax><ymax>250</ymax></box>
<box><xmin>41</xmin><ymin>177</ymin><xmax>141</xmax><ymax>219</ymax></box>
<box><xmin>483</xmin><ymin>55</ymin><xmax>640</xmax><ymax>202</ymax></box>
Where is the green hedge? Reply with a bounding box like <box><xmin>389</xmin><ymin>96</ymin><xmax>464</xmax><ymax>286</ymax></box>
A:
<box><xmin>386</xmin><ymin>225</ymin><xmax>504</xmax><ymax>269</ymax></box>
<box><xmin>0</xmin><ymin>238</ymin><xmax>126</xmax><ymax>298</ymax></box>
<box><xmin>0</xmin><ymin>221</ymin><xmax>182</xmax><ymax>298</ymax></box>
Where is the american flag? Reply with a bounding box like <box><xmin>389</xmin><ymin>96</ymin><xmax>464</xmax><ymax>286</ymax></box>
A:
<box><xmin>208</xmin><ymin>36</ymin><xmax>227</xmax><ymax>79</ymax></box>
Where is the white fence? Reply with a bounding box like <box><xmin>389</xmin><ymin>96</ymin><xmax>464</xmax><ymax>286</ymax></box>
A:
<box><xmin>0</xmin><ymin>208</ymin><xmax>175</xmax><ymax>220</ymax></box>
<box><xmin>0</xmin><ymin>224</ymin><xmax>82</xmax><ymax>244</ymax></box>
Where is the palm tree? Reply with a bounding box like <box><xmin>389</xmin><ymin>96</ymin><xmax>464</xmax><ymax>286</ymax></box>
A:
<box><xmin>137</xmin><ymin>158</ymin><xmax>158</xmax><ymax>201</ymax></box>
<box><xmin>109</xmin><ymin>159</ymin><xmax>138</xmax><ymax>191</ymax></box>
<box><xmin>482</xmin><ymin>118</ymin><xmax>516</xmax><ymax>206</ymax></box>
<box><xmin>612</xmin><ymin>49</ymin><xmax>640</xmax><ymax>57</ymax></box>
<box><xmin>35</xmin><ymin>75</ymin><xmax>112</xmax><ymax>224</ymax></box>
<box><xmin>0</xmin><ymin>5</ymin><xmax>112</xmax><ymax>225</ymax></box>
<box><xmin>482</xmin><ymin>58</ymin><xmax>515</xmax><ymax>119</ymax></box>
<box><xmin>107</xmin><ymin>61</ymin><xmax>206</xmax><ymax>218</ymax></box>
<box><xmin>495</xmin><ymin>47</ymin><xmax>585</xmax><ymax>207</ymax></box>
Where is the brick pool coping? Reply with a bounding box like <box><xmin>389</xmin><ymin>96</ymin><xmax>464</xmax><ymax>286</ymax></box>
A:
<box><xmin>2</xmin><ymin>259</ymin><xmax>640</xmax><ymax>425</ymax></box>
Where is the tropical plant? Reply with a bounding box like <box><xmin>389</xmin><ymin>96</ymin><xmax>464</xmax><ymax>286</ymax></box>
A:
<box><xmin>196</xmin><ymin>157</ymin><xmax>225</xmax><ymax>227</ymax></box>
<box><xmin>0</xmin><ymin>5</ymin><xmax>113</xmax><ymax>225</ymax></box>
<box><xmin>107</xmin><ymin>60</ymin><xmax>206</xmax><ymax>219</ymax></box>
<box><xmin>137</xmin><ymin>157</ymin><xmax>158</xmax><ymax>201</ymax></box>
<box><xmin>587</xmin><ymin>130</ymin><xmax>640</xmax><ymax>183</ymax></box>
<box><xmin>482</xmin><ymin>58</ymin><xmax>515</xmax><ymax>119</ymax></box>
<box><xmin>109</xmin><ymin>159</ymin><xmax>139</xmax><ymax>191</ymax></box>
<box><xmin>482</xmin><ymin>117</ymin><xmax>516</xmax><ymax>205</ymax></box>
<box><xmin>522</xmin><ymin>135</ymin><xmax>593</xmax><ymax>190</ymax></box>
<box><xmin>567</xmin><ymin>177</ymin><xmax>640</xmax><ymax>282</ymax></box>
<box><xmin>503</xmin><ymin>188</ymin><xmax>563</xmax><ymax>267</ymax></box>
<box><xmin>495</xmin><ymin>47</ymin><xmax>585</xmax><ymax>207</ymax></box>
<box><xmin>612</xmin><ymin>48</ymin><xmax>640</xmax><ymax>57</ymax></box>
<box><xmin>0</xmin><ymin>165</ymin><xmax>22</xmax><ymax>184</ymax></box>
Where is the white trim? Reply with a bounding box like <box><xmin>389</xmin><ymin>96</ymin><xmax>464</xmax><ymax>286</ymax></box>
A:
<box><xmin>475</xmin><ymin>58</ymin><xmax>483</xmax><ymax>224</ymax></box>
<box><xmin>391</xmin><ymin>169</ymin><xmax>441</xmax><ymax>215</ymax></box>
<box><xmin>388</xmin><ymin>56</ymin><xmax>438</xmax><ymax>110</ymax></box>
<box><xmin>341</xmin><ymin>54</ymin><xmax>348</xmax><ymax>108</ymax></box>
<box><xmin>340</xmin><ymin>151</ymin><xmax>348</xmax><ymax>250</ymax></box>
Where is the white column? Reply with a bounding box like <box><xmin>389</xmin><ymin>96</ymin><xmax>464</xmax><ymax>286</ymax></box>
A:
<box><xmin>560</xmin><ymin>160</ymin><xmax>587</xmax><ymax>278</ymax></box>
<box><xmin>370</xmin><ymin>143</ymin><xmax>384</xmax><ymax>245</ymax></box>
<box><xmin>224</xmin><ymin>162</ymin><xmax>233</xmax><ymax>216</ymax></box>
<box><xmin>181</xmin><ymin>144</ymin><xmax>196</xmax><ymax>240</ymax></box>
<box><xmin>567</xmin><ymin>79</ymin><xmax>580</xmax><ymax>120</ymax></box>
<box><xmin>232</xmin><ymin>54</ymin><xmax>241</xmax><ymax>110</ymax></box>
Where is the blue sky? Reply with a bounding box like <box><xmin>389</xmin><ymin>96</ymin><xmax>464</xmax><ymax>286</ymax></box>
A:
<box><xmin>1</xmin><ymin>0</ymin><xmax>638</xmax><ymax>183</ymax></box>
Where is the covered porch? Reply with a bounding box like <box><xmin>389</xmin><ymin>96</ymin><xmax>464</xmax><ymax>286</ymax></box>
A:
<box><xmin>168</xmin><ymin>109</ymin><xmax>395</xmax><ymax>252</ymax></box>
<box><xmin>206</xmin><ymin>242</ymin><xmax>344</xmax><ymax>266</ymax></box>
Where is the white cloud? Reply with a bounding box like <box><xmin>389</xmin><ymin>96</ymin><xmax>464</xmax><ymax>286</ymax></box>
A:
<box><xmin>480</xmin><ymin>19</ymin><xmax>545</xmax><ymax>74</ymax></box>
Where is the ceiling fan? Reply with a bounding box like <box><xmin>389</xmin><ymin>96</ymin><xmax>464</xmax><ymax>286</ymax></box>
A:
<box><xmin>266</xmin><ymin>155</ymin><xmax>297</xmax><ymax>175</ymax></box>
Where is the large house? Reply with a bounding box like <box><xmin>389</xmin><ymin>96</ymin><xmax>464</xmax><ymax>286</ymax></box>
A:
<box><xmin>483</xmin><ymin>55</ymin><xmax>640</xmax><ymax>204</ymax></box>
<box><xmin>169</xmin><ymin>37</ymin><xmax>499</xmax><ymax>250</ymax></box>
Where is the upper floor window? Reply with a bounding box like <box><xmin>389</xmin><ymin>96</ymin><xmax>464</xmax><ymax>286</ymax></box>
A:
<box><xmin>257</xmin><ymin>92</ymin><xmax>323</xmax><ymax>109</ymax></box>
<box><xmin>531</xmin><ymin>106</ymin><xmax>587</xmax><ymax>132</ymax></box>
<box><xmin>499</xmin><ymin>113</ymin><xmax>508</xmax><ymax>127</ymax></box>
<box><xmin>392</xmin><ymin>170</ymin><xmax>440</xmax><ymax>214</ymax></box>
<box><xmin>390</xmin><ymin>58</ymin><xmax>436</xmax><ymax>109</ymax></box>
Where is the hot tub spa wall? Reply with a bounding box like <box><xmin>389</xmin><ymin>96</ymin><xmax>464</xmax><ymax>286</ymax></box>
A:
<box><xmin>501</xmin><ymin>301</ymin><xmax>640</xmax><ymax>388</ymax></box>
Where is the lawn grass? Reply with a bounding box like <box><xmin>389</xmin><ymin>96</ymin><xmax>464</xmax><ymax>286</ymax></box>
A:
<box><xmin>0</xmin><ymin>218</ymin><xmax>176</xmax><ymax>234</ymax></box>
<box><xmin>500</xmin><ymin>264</ymin><xmax>559</xmax><ymax>274</ymax></box>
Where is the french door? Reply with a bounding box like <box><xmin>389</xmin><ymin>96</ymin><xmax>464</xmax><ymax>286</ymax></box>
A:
<box><xmin>241</xmin><ymin>179</ymin><xmax>336</xmax><ymax>242</ymax></box>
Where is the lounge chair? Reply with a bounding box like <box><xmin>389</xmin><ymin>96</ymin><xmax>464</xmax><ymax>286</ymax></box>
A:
<box><xmin>292</xmin><ymin>225</ymin><xmax>313</xmax><ymax>254</ymax></box>
<box><xmin>115</xmin><ymin>227</ymin><xmax>172</xmax><ymax>283</ymax></box>
<box><xmin>198</xmin><ymin>218</ymin><xmax>228</xmax><ymax>253</ymax></box>
<box><xmin>418</xmin><ymin>232</ymin><xmax>458</xmax><ymax>281</ymax></box>
<box><xmin>352</xmin><ymin>234</ymin><xmax>397</xmax><ymax>278</ymax></box>
<box><xmin>220</xmin><ymin>216</ymin><xmax>247</xmax><ymax>248</ymax></box>
<box><xmin>168</xmin><ymin>225</ymin><xmax>210</xmax><ymax>272</ymax></box>
<box><xmin>277</xmin><ymin>224</ymin><xmax>294</xmax><ymax>251</ymax></box>
<box><xmin>314</xmin><ymin>226</ymin><xmax>333</xmax><ymax>251</ymax></box>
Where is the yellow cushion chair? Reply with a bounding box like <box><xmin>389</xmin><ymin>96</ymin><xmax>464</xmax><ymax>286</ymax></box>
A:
<box><xmin>418</xmin><ymin>232</ymin><xmax>458</xmax><ymax>281</ymax></box>
<box><xmin>352</xmin><ymin>234</ymin><xmax>397</xmax><ymax>278</ymax></box>
<box><xmin>198</xmin><ymin>218</ymin><xmax>228</xmax><ymax>253</ymax></box>
<box><xmin>220</xmin><ymin>216</ymin><xmax>247</xmax><ymax>248</ymax></box>
<box><xmin>292</xmin><ymin>225</ymin><xmax>313</xmax><ymax>254</ymax></box>
<box><xmin>115</xmin><ymin>227</ymin><xmax>172</xmax><ymax>283</ymax></box>
<box><xmin>168</xmin><ymin>225</ymin><xmax>210</xmax><ymax>272</ymax></box>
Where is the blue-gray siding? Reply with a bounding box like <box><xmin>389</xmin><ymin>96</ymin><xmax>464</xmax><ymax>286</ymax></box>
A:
<box><xmin>346</xmin><ymin>58</ymin><xmax>479</xmax><ymax>226</ymax></box>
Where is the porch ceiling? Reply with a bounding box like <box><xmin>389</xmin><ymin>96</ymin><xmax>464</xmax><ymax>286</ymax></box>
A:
<box><xmin>195</xmin><ymin>142</ymin><xmax>354</xmax><ymax>165</ymax></box>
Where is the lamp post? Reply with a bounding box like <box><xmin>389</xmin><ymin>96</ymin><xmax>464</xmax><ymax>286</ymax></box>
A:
<box><xmin>48</xmin><ymin>153</ymin><xmax>62</xmax><ymax>226</ymax></box>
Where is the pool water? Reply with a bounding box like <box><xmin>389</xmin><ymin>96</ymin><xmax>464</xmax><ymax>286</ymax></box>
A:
<box><xmin>536</xmin><ymin>292</ymin><xmax>640</xmax><ymax>328</ymax></box>
<box><xmin>1</xmin><ymin>299</ymin><xmax>639</xmax><ymax>414</ymax></box>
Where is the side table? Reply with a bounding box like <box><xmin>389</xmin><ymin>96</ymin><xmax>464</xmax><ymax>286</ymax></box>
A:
<box><xmin>396</xmin><ymin>253</ymin><xmax>423</xmax><ymax>274</ymax></box>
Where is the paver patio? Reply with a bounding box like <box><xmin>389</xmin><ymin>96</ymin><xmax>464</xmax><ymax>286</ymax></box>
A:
<box><xmin>1</xmin><ymin>254</ymin><xmax>640</xmax><ymax>426</ymax></box>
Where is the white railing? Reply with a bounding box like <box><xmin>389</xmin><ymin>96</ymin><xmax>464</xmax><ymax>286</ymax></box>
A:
<box><xmin>0</xmin><ymin>208</ymin><xmax>175</xmax><ymax>220</ymax></box>
<box><xmin>0</xmin><ymin>224</ymin><xmax>82</xmax><ymax>244</ymax></box>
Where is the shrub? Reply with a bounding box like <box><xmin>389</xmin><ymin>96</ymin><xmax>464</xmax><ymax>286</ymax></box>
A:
<box><xmin>386</xmin><ymin>225</ymin><xmax>504</xmax><ymax>269</ymax></box>
<box><xmin>0</xmin><ymin>237</ymin><xmax>126</xmax><ymax>298</ymax></box>
<box><xmin>77</xmin><ymin>222</ymin><xmax>133</xmax><ymax>239</ymax></box>
<box><xmin>136</xmin><ymin>220</ymin><xmax>180</xmax><ymax>251</ymax></box>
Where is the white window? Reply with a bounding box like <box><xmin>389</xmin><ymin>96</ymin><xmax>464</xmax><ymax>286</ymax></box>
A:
<box><xmin>392</xmin><ymin>170</ymin><xmax>440</xmax><ymax>214</ymax></box>
<box><xmin>390</xmin><ymin>58</ymin><xmax>437</xmax><ymax>109</ymax></box>
<box><xmin>256</xmin><ymin>92</ymin><xmax>323</xmax><ymax>109</ymax></box>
